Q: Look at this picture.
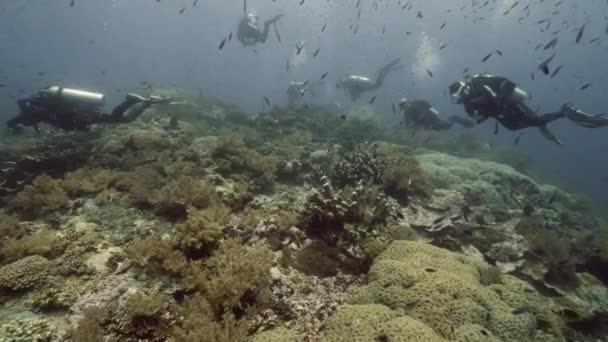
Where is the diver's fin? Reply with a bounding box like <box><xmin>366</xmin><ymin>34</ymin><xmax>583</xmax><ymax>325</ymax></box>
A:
<box><xmin>539</xmin><ymin>124</ymin><xmax>562</xmax><ymax>145</ymax></box>
<box><xmin>563</xmin><ymin>104</ymin><xmax>608</xmax><ymax>128</ymax></box>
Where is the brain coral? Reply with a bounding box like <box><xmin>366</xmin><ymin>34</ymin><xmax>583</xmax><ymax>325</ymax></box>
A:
<box><xmin>344</xmin><ymin>241</ymin><xmax>564</xmax><ymax>341</ymax></box>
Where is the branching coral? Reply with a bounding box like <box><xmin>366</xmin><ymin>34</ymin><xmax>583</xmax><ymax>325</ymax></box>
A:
<box><xmin>300</xmin><ymin>177</ymin><xmax>398</xmax><ymax>245</ymax></box>
<box><xmin>175</xmin><ymin>204</ymin><xmax>231</xmax><ymax>258</ymax></box>
<box><xmin>211</xmin><ymin>135</ymin><xmax>278</xmax><ymax>192</ymax></box>
<box><xmin>192</xmin><ymin>239</ymin><xmax>274</xmax><ymax>315</ymax></box>
<box><xmin>169</xmin><ymin>293</ymin><xmax>248</xmax><ymax>342</ymax></box>
<box><xmin>10</xmin><ymin>174</ymin><xmax>69</xmax><ymax>219</ymax></box>
<box><xmin>1</xmin><ymin>228</ymin><xmax>65</xmax><ymax>263</ymax></box>
<box><xmin>61</xmin><ymin>167</ymin><xmax>116</xmax><ymax>196</ymax></box>
<box><xmin>152</xmin><ymin>176</ymin><xmax>219</xmax><ymax>219</ymax></box>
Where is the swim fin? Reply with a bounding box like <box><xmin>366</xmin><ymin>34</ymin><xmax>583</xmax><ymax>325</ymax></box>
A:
<box><xmin>562</xmin><ymin>104</ymin><xmax>608</xmax><ymax>128</ymax></box>
<box><xmin>539</xmin><ymin>124</ymin><xmax>562</xmax><ymax>145</ymax></box>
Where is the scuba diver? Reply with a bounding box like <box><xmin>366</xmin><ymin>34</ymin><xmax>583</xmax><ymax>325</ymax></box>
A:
<box><xmin>448</xmin><ymin>74</ymin><xmax>608</xmax><ymax>144</ymax></box>
<box><xmin>287</xmin><ymin>81</ymin><xmax>307</xmax><ymax>107</ymax></box>
<box><xmin>338</xmin><ymin>58</ymin><xmax>402</xmax><ymax>102</ymax></box>
<box><xmin>399</xmin><ymin>98</ymin><xmax>474</xmax><ymax>132</ymax></box>
<box><xmin>6</xmin><ymin>86</ymin><xmax>171</xmax><ymax>132</ymax></box>
<box><xmin>237</xmin><ymin>1</ymin><xmax>284</xmax><ymax>46</ymax></box>
<box><xmin>287</xmin><ymin>81</ymin><xmax>320</xmax><ymax>106</ymax></box>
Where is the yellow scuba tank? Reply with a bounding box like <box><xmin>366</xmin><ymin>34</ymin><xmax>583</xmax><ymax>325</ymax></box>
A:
<box><xmin>44</xmin><ymin>86</ymin><xmax>105</xmax><ymax>107</ymax></box>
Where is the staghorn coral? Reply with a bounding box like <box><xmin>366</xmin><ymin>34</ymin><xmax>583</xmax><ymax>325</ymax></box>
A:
<box><xmin>300</xmin><ymin>177</ymin><xmax>398</xmax><ymax>246</ymax></box>
<box><xmin>128</xmin><ymin>234</ymin><xmax>188</xmax><ymax>276</ymax></box>
<box><xmin>0</xmin><ymin>255</ymin><xmax>51</xmax><ymax>292</ymax></box>
<box><xmin>61</xmin><ymin>167</ymin><xmax>116</xmax><ymax>196</ymax></box>
<box><xmin>175</xmin><ymin>204</ymin><xmax>231</xmax><ymax>258</ymax></box>
<box><xmin>192</xmin><ymin>239</ymin><xmax>274</xmax><ymax>315</ymax></box>
<box><xmin>346</xmin><ymin>240</ymin><xmax>565</xmax><ymax>341</ymax></box>
<box><xmin>121</xmin><ymin>290</ymin><xmax>173</xmax><ymax>341</ymax></box>
<box><xmin>0</xmin><ymin>228</ymin><xmax>64</xmax><ymax>263</ymax></box>
<box><xmin>169</xmin><ymin>293</ymin><xmax>248</xmax><ymax>342</ymax></box>
<box><xmin>69</xmin><ymin>304</ymin><xmax>115</xmax><ymax>342</ymax></box>
<box><xmin>10</xmin><ymin>174</ymin><xmax>69</xmax><ymax>219</ymax></box>
<box><xmin>152</xmin><ymin>176</ymin><xmax>219</xmax><ymax>219</ymax></box>
<box><xmin>211</xmin><ymin>135</ymin><xmax>278</xmax><ymax>192</ymax></box>
<box><xmin>113</xmin><ymin>165</ymin><xmax>165</xmax><ymax>206</ymax></box>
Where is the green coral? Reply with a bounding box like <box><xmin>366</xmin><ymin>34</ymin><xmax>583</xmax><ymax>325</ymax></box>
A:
<box><xmin>417</xmin><ymin>152</ymin><xmax>540</xmax><ymax>208</ymax></box>
<box><xmin>61</xmin><ymin>167</ymin><xmax>116</xmax><ymax>196</ymax></box>
<box><xmin>0</xmin><ymin>255</ymin><xmax>51</xmax><ymax>292</ymax></box>
<box><xmin>10</xmin><ymin>174</ymin><xmax>69</xmax><ymax>219</ymax></box>
<box><xmin>211</xmin><ymin>135</ymin><xmax>278</xmax><ymax>192</ymax></box>
<box><xmin>151</xmin><ymin>176</ymin><xmax>219</xmax><ymax>218</ymax></box>
<box><xmin>321</xmin><ymin>304</ymin><xmax>446</xmax><ymax>342</ymax></box>
<box><xmin>251</xmin><ymin>327</ymin><xmax>303</xmax><ymax>342</ymax></box>
<box><xmin>346</xmin><ymin>241</ymin><xmax>565</xmax><ymax>341</ymax></box>
<box><xmin>0</xmin><ymin>317</ymin><xmax>57</xmax><ymax>342</ymax></box>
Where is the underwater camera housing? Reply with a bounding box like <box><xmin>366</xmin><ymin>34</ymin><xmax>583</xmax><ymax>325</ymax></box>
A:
<box><xmin>43</xmin><ymin>86</ymin><xmax>105</xmax><ymax>108</ymax></box>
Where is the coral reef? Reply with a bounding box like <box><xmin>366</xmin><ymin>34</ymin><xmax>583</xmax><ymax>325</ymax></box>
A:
<box><xmin>345</xmin><ymin>240</ymin><xmax>565</xmax><ymax>340</ymax></box>
<box><xmin>0</xmin><ymin>91</ymin><xmax>606</xmax><ymax>342</ymax></box>
<box><xmin>0</xmin><ymin>255</ymin><xmax>52</xmax><ymax>292</ymax></box>
<box><xmin>10</xmin><ymin>174</ymin><xmax>69</xmax><ymax>219</ymax></box>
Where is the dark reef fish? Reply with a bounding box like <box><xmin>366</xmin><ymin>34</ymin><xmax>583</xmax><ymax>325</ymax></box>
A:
<box><xmin>313</xmin><ymin>48</ymin><xmax>320</xmax><ymax>58</ymax></box>
<box><xmin>426</xmin><ymin>69</ymin><xmax>433</xmax><ymax>78</ymax></box>
<box><xmin>579</xmin><ymin>82</ymin><xmax>591</xmax><ymax>90</ymax></box>
<box><xmin>263</xmin><ymin>96</ymin><xmax>271</xmax><ymax>106</ymax></box>
<box><xmin>512</xmin><ymin>306</ymin><xmax>530</xmax><ymax>315</ymax></box>
<box><xmin>369</xmin><ymin>95</ymin><xmax>377</xmax><ymax>104</ymax></box>
<box><xmin>576</xmin><ymin>23</ymin><xmax>586</xmax><ymax>44</ymax></box>
<box><xmin>179</xmin><ymin>8</ymin><xmax>185</xmax><ymax>14</ymax></box>
<box><xmin>481</xmin><ymin>52</ymin><xmax>493</xmax><ymax>62</ymax></box>
<box><xmin>218</xmin><ymin>37</ymin><xmax>227</xmax><ymax>50</ymax></box>
<box><xmin>514</xmin><ymin>133</ymin><xmax>523</xmax><ymax>145</ymax></box>
<box><xmin>320</xmin><ymin>72</ymin><xmax>328</xmax><ymax>80</ymax></box>
<box><xmin>538</xmin><ymin>53</ymin><xmax>556</xmax><ymax>75</ymax></box>
<box><xmin>296</xmin><ymin>42</ymin><xmax>305</xmax><ymax>55</ymax></box>
<box><xmin>70</xmin><ymin>0</ymin><xmax>75</xmax><ymax>7</ymax></box>
<box><xmin>544</xmin><ymin>37</ymin><xmax>559</xmax><ymax>50</ymax></box>
<box><xmin>550</xmin><ymin>65</ymin><xmax>562</xmax><ymax>78</ymax></box>
<box><xmin>548</xmin><ymin>190</ymin><xmax>559</xmax><ymax>204</ymax></box>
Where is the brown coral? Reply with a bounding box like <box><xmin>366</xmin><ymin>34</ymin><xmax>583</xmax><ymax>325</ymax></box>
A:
<box><xmin>10</xmin><ymin>174</ymin><xmax>69</xmax><ymax>219</ymax></box>
<box><xmin>175</xmin><ymin>204</ymin><xmax>231</xmax><ymax>258</ymax></box>
<box><xmin>152</xmin><ymin>176</ymin><xmax>219</xmax><ymax>219</ymax></box>
<box><xmin>61</xmin><ymin>167</ymin><xmax>116</xmax><ymax>196</ymax></box>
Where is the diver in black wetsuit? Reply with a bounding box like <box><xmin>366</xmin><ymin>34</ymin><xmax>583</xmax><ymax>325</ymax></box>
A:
<box><xmin>237</xmin><ymin>9</ymin><xmax>284</xmax><ymax>46</ymax></box>
<box><xmin>6</xmin><ymin>86</ymin><xmax>170</xmax><ymax>132</ymax></box>
<box><xmin>448</xmin><ymin>74</ymin><xmax>608</xmax><ymax>144</ymax></box>
<box><xmin>339</xmin><ymin>58</ymin><xmax>402</xmax><ymax>101</ymax></box>
<box><xmin>399</xmin><ymin>98</ymin><xmax>474</xmax><ymax>132</ymax></box>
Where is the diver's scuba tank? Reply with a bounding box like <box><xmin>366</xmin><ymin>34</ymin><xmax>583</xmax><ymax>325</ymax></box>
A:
<box><xmin>509</xmin><ymin>87</ymin><xmax>529</xmax><ymax>103</ymax></box>
<box><xmin>43</xmin><ymin>86</ymin><xmax>105</xmax><ymax>107</ymax></box>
